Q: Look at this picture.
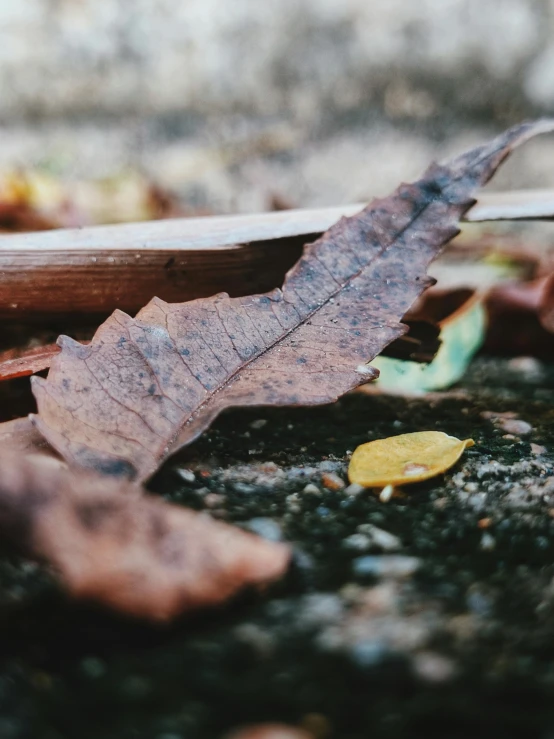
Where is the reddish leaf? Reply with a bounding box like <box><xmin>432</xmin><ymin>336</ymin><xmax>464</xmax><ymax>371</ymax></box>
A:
<box><xmin>31</xmin><ymin>121</ymin><xmax>554</xmax><ymax>482</ymax></box>
<box><xmin>0</xmin><ymin>452</ymin><xmax>290</xmax><ymax>621</ymax></box>
<box><xmin>0</xmin><ymin>343</ymin><xmax>60</xmax><ymax>380</ymax></box>
<box><xmin>485</xmin><ymin>276</ymin><xmax>554</xmax><ymax>358</ymax></box>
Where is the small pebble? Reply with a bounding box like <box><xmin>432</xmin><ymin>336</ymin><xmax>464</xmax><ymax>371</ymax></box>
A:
<box><xmin>452</xmin><ymin>472</ymin><xmax>465</xmax><ymax>488</ymax></box>
<box><xmin>234</xmin><ymin>623</ymin><xmax>275</xmax><ymax>656</ymax></box>
<box><xmin>480</xmin><ymin>532</ymin><xmax>496</xmax><ymax>551</ymax></box>
<box><xmin>352</xmin><ymin>555</ymin><xmax>421</xmax><ymax>579</ymax></box>
<box><xmin>204</xmin><ymin>493</ymin><xmax>226</xmax><ymax>508</ymax></box>
<box><xmin>357</xmin><ymin>524</ymin><xmax>402</xmax><ymax>552</ymax></box>
<box><xmin>482</xmin><ymin>411</ymin><xmax>533</xmax><ymax>436</ymax></box>
<box><xmin>286</xmin><ymin>493</ymin><xmax>301</xmax><ymax>513</ymax></box>
<box><xmin>232</xmin><ymin>482</ymin><xmax>257</xmax><ymax>495</ymax></box>
<box><xmin>412</xmin><ymin>651</ymin><xmax>456</xmax><ymax>683</ymax></box>
<box><xmin>303</xmin><ymin>483</ymin><xmax>322</xmax><ymax>495</ymax></box>
<box><xmin>481</xmin><ymin>410</ymin><xmax>517</xmax><ymax>420</ymax></box>
<box><xmin>250</xmin><ymin>419</ymin><xmax>268</xmax><ymax>429</ymax></box>
<box><xmin>243</xmin><ymin>517</ymin><xmax>283</xmax><ymax>542</ymax></box>
<box><xmin>176</xmin><ymin>468</ymin><xmax>195</xmax><ymax>483</ymax></box>
<box><xmin>508</xmin><ymin>356</ymin><xmax>544</xmax><ymax>378</ymax></box>
<box><xmin>345</xmin><ymin>483</ymin><xmax>365</xmax><ymax>496</ymax></box>
<box><xmin>466</xmin><ymin>586</ymin><xmax>494</xmax><ymax>616</ymax></box>
<box><xmin>531</xmin><ymin>443</ymin><xmax>547</xmax><ymax>455</ymax></box>
<box><xmin>498</xmin><ymin>418</ymin><xmax>532</xmax><ymax>436</ymax></box>
<box><xmin>319</xmin><ymin>460</ymin><xmax>342</xmax><ymax>473</ymax></box>
<box><xmin>477</xmin><ymin>517</ymin><xmax>492</xmax><ymax>529</ymax></box>
<box><xmin>351</xmin><ymin>640</ymin><xmax>389</xmax><ymax>668</ymax></box>
<box><xmin>343</xmin><ymin>533</ymin><xmax>372</xmax><ymax>552</ymax></box>
<box><xmin>321</xmin><ymin>472</ymin><xmax>345</xmax><ymax>491</ymax></box>
<box><xmin>467</xmin><ymin>492</ymin><xmax>487</xmax><ymax>512</ymax></box>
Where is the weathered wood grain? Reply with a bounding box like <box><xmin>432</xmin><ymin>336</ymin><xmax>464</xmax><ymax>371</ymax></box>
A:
<box><xmin>0</xmin><ymin>189</ymin><xmax>552</xmax><ymax>319</ymax></box>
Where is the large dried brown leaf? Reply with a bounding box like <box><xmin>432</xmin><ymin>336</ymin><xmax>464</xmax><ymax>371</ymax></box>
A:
<box><xmin>31</xmin><ymin>121</ymin><xmax>554</xmax><ymax>482</ymax></box>
<box><xmin>0</xmin><ymin>452</ymin><xmax>290</xmax><ymax>621</ymax></box>
<box><xmin>0</xmin><ymin>330</ymin><xmax>437</xmax><ymax>383</ymax></box>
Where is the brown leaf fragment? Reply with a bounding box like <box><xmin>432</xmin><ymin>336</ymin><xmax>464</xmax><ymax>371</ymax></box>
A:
<box><xmin>31</xmin><ymin>120</ymin><xmax>554</xmax><ymax>482</ymax></box>
<box><xmin>0</xmin><ymin>325</ymin><xmax>438</xmax><ymax>385</ymax></box>
<box><xmin>0</xmin><ymin>453</ymin><xmax>290</xmax><ymax>621</ymax></box>
<box><xmin>0</xmin><ymin>343</ymin><xmax>60</xmax><ymax>380</ymax></box>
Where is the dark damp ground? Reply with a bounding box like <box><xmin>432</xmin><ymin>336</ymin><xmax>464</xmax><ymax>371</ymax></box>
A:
<box><xmin>2</xmin><ymin>356</ymin><xmax>554</xmax><ymax>739</ymax></box>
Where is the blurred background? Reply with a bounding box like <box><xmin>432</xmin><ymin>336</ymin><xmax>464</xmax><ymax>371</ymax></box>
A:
<box><xmin>1</xmin><ymin>0</ymin><xmax>554</xmax><ymax>220</ymax></box>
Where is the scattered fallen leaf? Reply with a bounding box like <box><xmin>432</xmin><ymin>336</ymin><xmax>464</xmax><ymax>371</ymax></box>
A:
<box><xmin>0</xmin><ymin>169</ymin><xmax>185</xmax><ymax>231</ymax></box>
<box><xmin>0</xmin><ymin>452</ymin><xmax>290</xmax><ymax>621</ymax></box>
<box><xmin>30</xmin><ymin>121</ymin><xmax>553</xmax><ymax>482</ymax></box>
<box><xmin>0</xmin><ymin>323</ymin><xmax>442</xmax><ymax>385</ymax></box>
<box><xmin>372</xmin><ymin>289</ymin><xmax>485</xmax><ymax>392</ymax></box>
<box><xmin>348</xmin><ymin>431</ymin><xmax>474</xmax><ymax>488</ymax></box>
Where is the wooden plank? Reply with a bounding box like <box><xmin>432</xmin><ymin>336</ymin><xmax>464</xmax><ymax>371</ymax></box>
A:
<box><xmin>465</xmin><ymin>189</ymin><xmax>554</xmax><ymax>222</ymax></box>
<box><xmin>0</xmin><ymin>232</ymin><xmax>312</xmax><ymax>320</ymax></box>
<box><xmin>0</xmin><ymin>191</ymin><xmax>552</xmax><ymax>319</ymax></box>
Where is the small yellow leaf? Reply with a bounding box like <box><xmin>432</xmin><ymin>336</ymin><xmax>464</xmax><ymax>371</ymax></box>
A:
<box><xmin>348</xmin><ymin>431</ymin><xmax>474</xmax><ymax>488</ymax></box>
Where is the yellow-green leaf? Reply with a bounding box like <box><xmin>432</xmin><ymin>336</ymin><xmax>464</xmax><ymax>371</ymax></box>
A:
<box><xmin>348</xmin><ymin>431</ymin><xmax>474</xmax><ymax>488</ymax></box>
<box><xmin>371</xmin><ymin>292</ymin><xmax>486</xmax><ymax>393</ymax></box>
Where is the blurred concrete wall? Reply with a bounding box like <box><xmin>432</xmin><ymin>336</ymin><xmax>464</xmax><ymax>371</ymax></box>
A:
<box><xmin>1</xmin><ymin>0</ymin><xmax>553</xmax><ymax>122</ymax></box>
<box><xmin>2</xmin><ymin>0</ymin><xmax>554</xmax><ymax>215</ymax></box>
